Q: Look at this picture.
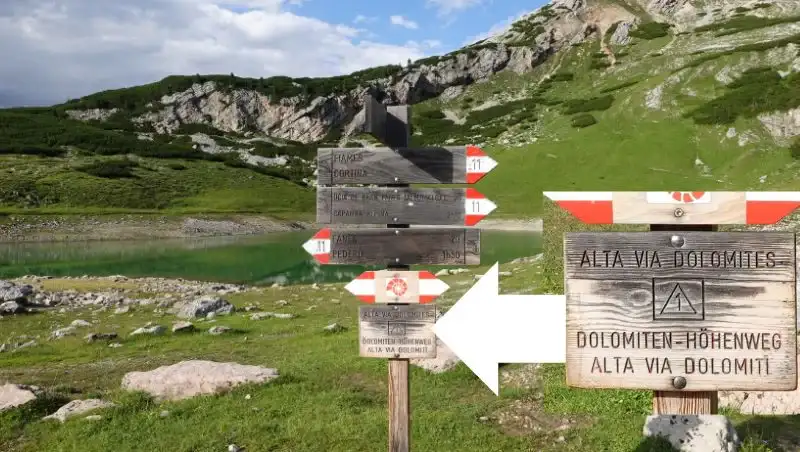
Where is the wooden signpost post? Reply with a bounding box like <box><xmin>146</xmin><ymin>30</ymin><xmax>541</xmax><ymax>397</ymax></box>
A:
<box><xmin>304</xmin><ymin>95</ymin><xmax>497</xmax><ymax>452</ymax></box>
<box><xmin>547</xmin><ymin>191</ymin><xmax>800</xmax><ymax>421</ymax></box>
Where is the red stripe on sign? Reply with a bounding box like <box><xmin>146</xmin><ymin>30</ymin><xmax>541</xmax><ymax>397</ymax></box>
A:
<box><xmin>356</xmin><ymin>295</ymin><xmax>375</xmax><ymax>303</ymax></box>
<box><xmin>554</xmin><ymin>201</ymin><xmax>614</xmax><ymax>224</ymax></box>
<box><xmin>356</xmin><ymin>271</ymin><xmax>374</xmax><ymax>280</ymax></box>
<box><xmin>313</xmin><ymin>228</ymin><xmax>331</xmax><ymax>239</ymax></box>
<box><xmin>419</xmin><ymin>295</ymin><xmax>436</xmax><ymax>304</ymax></box>
<box><xmin>746</xmin><ymin>201</ymin><xmax>800</xmax><ymax>224</ymax></box>
<box><xmin>466</xmin><ymin>172</ymin><xmax>487</xmax><ymax>184</ymax></box>
<box><xmin>464</xmin><ymin>214</ymin><xmax>485</xmax><ymax>226</ymax></box>
<box><xmin>314</xmin><ymin>254</ymin><xmax>330</xmax><ymax>264</ymax></box>
<box><xmin>418</xmin><ymin>271</ymin><xmax>436</xmax><ymax>279</ymax></box>
<box><xmin>465</xmin><ymin>188</ymin><xmax>485</xmax><ymax>199</ymax></box>
<box><xmin>466</xmin><ymin>145</ymin><xmax>484</xmax><ymax>157</ymax></box>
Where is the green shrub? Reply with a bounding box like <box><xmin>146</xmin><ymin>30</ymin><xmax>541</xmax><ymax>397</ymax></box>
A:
<box><xmin>590</xmin><ymin>59</ymin><xmax>611</xmax><ymax>70</ymax></box>
<box><xmin>562</xmin><ymin>95</ymin><xmax>614</xmax><ymax>114</ymax></box>
<box><xmin>695</xmin><ymin>14</ymin><xmax>800</xmax><ymax>36</ymax></box>
<box><xmin>571</xmin><ymin>113</ymin><xmax>597</xmax><ymax>128</ymax></box>
<box><xmin>605</xmin><ymin>21</ymin><xmax>621</xmax><ymax>40</ymax></box>
<box><xmin>629</xmin><ymin>22</ymin><xmax>670</xmax><ymax>39</ymax></box>
<box><xmin>167</xmin><ymin>162</ymin><xmax>187</xmax><ymax>170</ymax></box>
<box><xmin>599</xmin><ymin>80</ymin><xmax>639</xmax><ymax>93</ymax></box>
<box><xmin>0</xmin><ymin>147</ymin><xmax>65</xmax><ymax>157</ymax></box>
<box><xmin>734</xmin><ymin>6</ymin><xmax>751</xmax><ymax>13</ymax></box>
<box><xmin>684</xmin><ymin>69</ymin><xmax>800</xmax><ymax>125</ymax></box>
<box><xmin>790</xmin><ymin>139</ymin><xmax>800</xmax><ymax>159</ymax></box>
<box><xmin>78</xmin><ymin>159</ymin><xmax>139</xmax><ymax>178</ymax></box>
<box><xmin>548</xmin><ymin>72</ymin><xmax>575</xmax><ymax>82</ymax></box>
<box><xmin>418</xmin><ymin>110</ymin><xmax>446</xmax><ymax>119</ymax></box>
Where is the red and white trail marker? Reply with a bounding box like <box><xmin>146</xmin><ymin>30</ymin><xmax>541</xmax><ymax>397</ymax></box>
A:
<box><xmin>465</xmin><ymin>188</ymin><xmax>497</xmax><ymax>226</ymax></box>
<box><xmin>466</xmin><ymin>145</ymin><xmax>498</xmax><ymax>184</ymax></box>
<box><xmin>345</xmin><ymin>270</ymin><xmax>449</xmax><ymax>304</ymax></box>
<box><xmin>302</xmin><ymin>228</ymin><xmax>331</xmax><ymax>264</ymax></box>
<box><xmin>544</xmin><ymin>191</ymin><xmax>800</xmax><ymax>225</ymax></box>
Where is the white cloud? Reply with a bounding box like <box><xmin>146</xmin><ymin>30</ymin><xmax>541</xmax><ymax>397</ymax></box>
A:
<box><xmin>426</xmin><ymin>0</ymin><xmax>485</xmax><ymax>15</ymax></box>
<box><xmin>353</xmin><ymin>14</ymin><xmax>376</xmax><ymax>24</ymax></box>
<box><xmin>0</xmin><ymin>1</ymin><xmax>427</xmax><ymax>107</ymax></box>
<box><xmin>463</xmin><ymin>10</ymin><xmax>529</xmax><ymax>45</ymax></box>
<box><xmin>389</xmin><ymin>15</ymin><xmax>418</xmax><ymax>29</ymax></box>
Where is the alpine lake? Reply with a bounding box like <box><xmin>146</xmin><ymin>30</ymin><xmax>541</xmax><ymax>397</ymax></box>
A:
<box><xmin>0</xmin><ymin>230</ymin><xmax>542</xmax><ymax>285</ymax></box>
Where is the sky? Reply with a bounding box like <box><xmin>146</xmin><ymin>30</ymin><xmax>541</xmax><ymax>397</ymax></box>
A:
<box><xmin>0</xmin><ymin>0</ymin><xmax>547</xmax><ymax>107</ymax></box>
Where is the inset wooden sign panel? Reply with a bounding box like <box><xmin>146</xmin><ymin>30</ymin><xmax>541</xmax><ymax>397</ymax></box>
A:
<box><xmin>316</xmin><ymin>187</ymin><xmax>497</xmax><ymax>226</ymax></box>
<box><xmin>346</xmin><ymin>270</ymin><xmax>449</xmax><ymax>304</ymax></box>
<box><xmin>302</xmin><ymin>228</ymin><xmax>480</xmax><ymax>265</ymax></box>
<box><xmin>316</xmin><ymin>146</ymin><xmax>497</xmax><ymax>185</ymax></box>
<box><xmin>563</xmin><ymin>231</ymin><xmax>797</xmax><ymax>391</ymax></box>
<box><xmin>360</xmin><ymin>304</ymin><xmax>437</xmax><ymax>358</ymax></box>
<box><xmin>544</xmin><ymin>191</ymin><xmax>800</xmax><ymax>225</ymax></box>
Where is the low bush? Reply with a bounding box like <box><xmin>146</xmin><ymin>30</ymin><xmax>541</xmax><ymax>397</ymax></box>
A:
<box><xmin>629</xmin><ymin>22</ymin><xmax>670</xmax><ymax>40</ymax></box>
<box><xmin>790</xmin><ymin>139</ymin><xmax>800</xmax><ymax>160</ymax></box>
<box><xmin>78</xmin><ymin>159</ymin><xmax>139</xmax><ymax>178</ymax></box>
<box><xmin>571</xmin><ymin>113</ymin><xmax>597</xmax><ymax>128</ymax></box>
<box><xmin>684</xmin><ymin>68</ymin><xmax>800</xmax><ymax>124</ymax></box>
<box><xmin>562</xmin><ymin>95</ymin><xmax>614</xmax><ymax>114</ymax></box>
<box><xmin>695</xmin><ymin>14</ymin><xmax>800</xmax><ymax>37</ymax></box>
<box><xmin>548</xmin><ymin>72</ymin><xmax>575</xmax><ymax>82</ymax></box>
<box><xmin>167</xmin><ymin>162</ymin><xmax>187</xmax><ymax>170</ymax></box>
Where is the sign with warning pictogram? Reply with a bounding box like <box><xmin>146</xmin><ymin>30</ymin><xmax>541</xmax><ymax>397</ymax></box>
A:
<box><xmin>562</xmin><ymin>231</ymin><xmax>797</xmax><ymax>391</ymax></box>
<box><xmin>359</xmin><ymin>304</ymin><xmax>437</xmax><ymax>358</ymax></box>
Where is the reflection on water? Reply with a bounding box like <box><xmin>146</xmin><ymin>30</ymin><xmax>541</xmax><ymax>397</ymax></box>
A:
<box><xmin>0</xmin><ymin>230</ymin><xmax>542</xmax><ymax>286</ymax></box>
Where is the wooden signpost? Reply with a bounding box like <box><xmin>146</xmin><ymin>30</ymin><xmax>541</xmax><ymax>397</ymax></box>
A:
<box><xmin>547</xmin><ymin>191</ymin><xmax>800</xmax><ymax>418</ymax></box>
<box><xmin>305</xmin><ymin>95</ymin><xmax>497</xmax><ymax>452</ymax></box>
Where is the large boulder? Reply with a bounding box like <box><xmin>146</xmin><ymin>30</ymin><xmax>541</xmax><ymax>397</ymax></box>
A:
<box><xmin>643</xmin><ymin>415</ymin><xmax>740</xmax><ymax>452</ymax></box>
<box><xmin>121</xmin><ymin>360</ymin><xmax>279</xmax><ymax>401</ymax></box>
<box><xmin>175</xmin><ymin>296</ymin><xmax>234</xmax><ymax>319</ymax></box>
<box><xmin>0</xmin><ymin>280</ymin><xmax>33</xmax><ymax>302</ymax></box>
<box><xmin>0</xmin><ymin>384</ymin><xmax>38</xmax><ymax>412</ymax></box>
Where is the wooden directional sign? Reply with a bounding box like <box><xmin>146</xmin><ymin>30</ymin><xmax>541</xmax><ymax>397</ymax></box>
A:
<box><xmin>316</xmin><ymin>146</ymin><xmax>497</xmax><ymax>185</ymax></box>
<box><xmin>317</xmin><ymin>187</ymin><xmax>497</xmax><ymax>226</ymax></box>
<box><xmin>563</xmin><ymin>231</ymin><xmax>797</xmax><ymax>391</ymax></box>
<box><xmin>346</xmin><ymin>270</ymin><xmax>449</xmax><ymax>304</ymax></box>
<box><xmin>302</xmin><ymin>228</ymin><xmax>480</xmax><ymax>265</ymax></box>
<box><xmin>545</xmin><ymin>191</ymin><xmax>800</xmax><ymax>224</ymax></box>
<box><xmin>360</xmin><ymin>304</ymin><xmax>437</xmax><ymax>358</ymax></box>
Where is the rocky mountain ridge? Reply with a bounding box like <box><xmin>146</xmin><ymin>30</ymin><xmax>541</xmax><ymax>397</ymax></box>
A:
<box><xmin>62</xmin><ymin>0</ymin><xmax>800</xmax><ymax>148</ymax></box>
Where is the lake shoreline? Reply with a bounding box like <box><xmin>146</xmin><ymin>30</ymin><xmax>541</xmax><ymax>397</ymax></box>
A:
<box><xmin>0</xmin><ymin>214</ymin><xmax>542</xmax><ymax>243</ymax></box>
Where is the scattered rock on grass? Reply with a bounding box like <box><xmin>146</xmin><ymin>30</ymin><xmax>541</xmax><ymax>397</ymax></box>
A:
<box><xmin>43</xmin><ymin>399</ymin><xmax>115</xmax><ymax>423</ymax></box>
<box><xmin>208</xmin><ymin>326</ymin><xmax>232</xmax><ymax>335</ymax></box>
<box><xmin>120</xmin><ymin>360</ymin><xmax>279</xmax><ymax>401</ymax></box>
<box><xmin>70</xmin><ymin>319</ymin><xmax>92</xmax><ymax>328</ymax></box>
<box><xmin>323</xmin><ymin>323</ymin><xmax>346</xmax><ymax>333</ymax></box>
<box><xmin>131</xmin><ymin>325</ymin><xmax>166</xmax><ymax>336</ymax></box>
<box><xmin>50</xmin><ymin>326</ymin><xmax>77</xmax><ymax>340</ymax></box>
<box><xmin>85</xmin><ymin>332</ymin><xmax>118</xmax><ymax>343</ymax></box>
<box><xmin>251</xmin><ymin>312</ymin><xmax>296</xmax><ymax>320</ymax></box>
<box><xmin>175</xmin><ymin>295</ymin><xmax>234</xmax><ymax>319</ymax></box>
<box><xmin>0</xmin><ymin>384</ymin><xmax>38</xmax><ymax>411</ymax></box>
<box><xmin>0</xmin><ymin>301</ymin><xmax>25</xmax><ymax>315</ymax></box>
<box><xmin>172</xmin><ymin>321</ymin><xmax>195</xmax><ymax>333</ymax></box>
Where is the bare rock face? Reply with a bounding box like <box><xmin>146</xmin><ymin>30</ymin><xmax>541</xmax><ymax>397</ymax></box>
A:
<box><xmin>0</xmin><ymin>280</ymin><xmax>33</xmax><ymax>303</ymax></box>
<box><xmin>121</xmin><ymin>360</ymin><xmax>279</xmax><ymax>401</ymax></box>
<box><xmin>0</xmin><ymin>384</ymin><xmax>38</xmax><ymax>412</ymax></box>
<box><xmin>758</xmin><ymin>108</ymin><xmax>800</xmax><ymax>145</ymax></box>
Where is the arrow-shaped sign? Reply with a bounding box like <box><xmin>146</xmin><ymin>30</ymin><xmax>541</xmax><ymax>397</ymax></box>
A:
<box><xmin>434</xmin><ymin>263</ymin><xmax>566</xmax><ymax>395</ymax></box>
<box><xmin>345</xmin><ymin>270</ymin><xmax>449</xmax><ymax>304</ymax></box>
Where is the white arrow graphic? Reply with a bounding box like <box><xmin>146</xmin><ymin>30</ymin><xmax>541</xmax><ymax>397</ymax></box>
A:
<box><xmin>434</xmin><ymin>262</ymin><xmax>566</xmax><ymax>395</ymax></box>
